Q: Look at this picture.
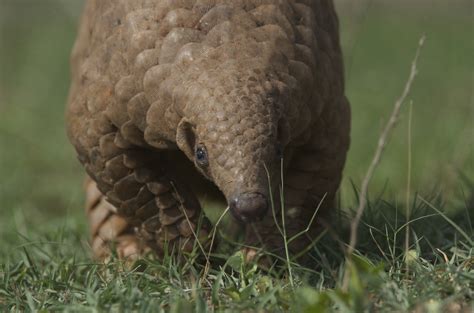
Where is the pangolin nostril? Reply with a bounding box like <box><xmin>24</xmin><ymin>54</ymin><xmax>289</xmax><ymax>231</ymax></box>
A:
<box><xmin>230</xmin><ymin>192</ymin><xmax>268</xmax><ymax>223</ymax></box>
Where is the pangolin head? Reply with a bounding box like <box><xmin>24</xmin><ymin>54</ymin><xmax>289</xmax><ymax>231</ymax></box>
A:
<box><xmin>176</xmin><ymin>62</ymin><xmax>290</xmax><ymax>223</ymax></box>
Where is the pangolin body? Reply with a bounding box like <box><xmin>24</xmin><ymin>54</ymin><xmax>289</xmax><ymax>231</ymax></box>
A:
<box><xmin>66</xmin><ymin>0</ymin><xmax>351</xmax><ymax>259</ymax></box>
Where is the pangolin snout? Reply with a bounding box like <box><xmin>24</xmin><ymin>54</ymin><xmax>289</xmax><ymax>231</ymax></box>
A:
<box><xmin>230</xmin><ymin>192</ymin><xmax>268</xmax><ymax>223</ymax></box>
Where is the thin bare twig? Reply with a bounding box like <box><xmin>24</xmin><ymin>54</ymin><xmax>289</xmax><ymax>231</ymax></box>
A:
<box><xmin>169</xmin><ymin>182</ymin><xmax>210</xmax><ymax>265</ymax></box>
<box><xmin>203</xmin><ymin>206</ymin><xmax>230</xmax><ymax>277</ymax></box>
<box><xmin>342</xmin><ymin>36</ymin><xmax>426</xmax><ymax>291</ymax></box>
<box><xmin>405</xmin><ymin>101</ymin><xmax>413</xmax><ymax>277</ymax></box>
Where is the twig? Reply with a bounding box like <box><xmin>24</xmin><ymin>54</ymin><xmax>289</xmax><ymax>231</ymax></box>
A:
<box><xmin>342</xmin><ymin>35</ymin><xmax>425</xmax><ymax>291</ymax></box>
<box><xmin>276</xmin><ymin>159</ymin><xmax>295</xmax><ymax>288</ymax></box>
<box><xmin>169</xmin><ymin>182</ymin><xmax>210</xmax><ymax>265</ymax></box>
<box><xmin>203</xmin><ymin>206</ymin><xmax>230</xmax><ymax>277</ymax></box>
<box><xmin>287</xmin><ymin>193</ymin><xmax>327</xmax><ymax>245</ymax></box>
<box><xmin>263</xmin><ymin>164</ymin><xmax>284</xmax><ymax>237</ymax></box>
<box><xmin>405</xmin><ymin>101</ymin><xmax>413</xmax><ymax>277</ymax></box>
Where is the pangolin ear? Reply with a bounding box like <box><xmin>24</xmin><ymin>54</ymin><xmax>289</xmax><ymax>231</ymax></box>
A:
<box><xmin>176</xmin><ymin>118</ymin><xmax>196</xmax><ymax>160</ymax></box>
<box><xmin>278</xmin><ymin>118</ymin><xmax>291</xmax><ymax>147</ymax></box>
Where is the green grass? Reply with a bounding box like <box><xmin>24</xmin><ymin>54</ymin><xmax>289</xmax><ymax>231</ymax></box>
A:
<box><xmin>0</xmin><ymin>0</ymin><xmax>473</xmax><ymax>311</ymax></box>
<box><xmin>0</xmin><ymin>193</ymin><xmax>472</xmax><ymax>311</ymax></box>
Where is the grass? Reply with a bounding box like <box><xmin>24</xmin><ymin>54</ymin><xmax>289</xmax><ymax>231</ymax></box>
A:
<box><xmin>0</xmin><ymin>193</ymin><xmax>472</xmax><ymax>311</ymax></box>
<box><xmin>0</xmin><ymin>0</ymin><xmax>473</xmax><ymax>312</ymax></box>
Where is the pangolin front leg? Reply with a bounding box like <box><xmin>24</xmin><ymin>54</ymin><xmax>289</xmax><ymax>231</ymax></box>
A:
<box><xmin>81</xmin><ymin>130</ymin><xmax>212</xmax><ymax>259</ymax></box>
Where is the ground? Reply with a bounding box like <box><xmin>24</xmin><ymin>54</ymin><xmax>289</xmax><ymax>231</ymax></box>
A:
<box><xmin>0</xmin><ymin>0</ymin><xmax>472</xmax><ymax>311</ymax></box>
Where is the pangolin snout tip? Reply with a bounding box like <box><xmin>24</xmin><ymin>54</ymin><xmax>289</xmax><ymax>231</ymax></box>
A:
<box><xmin>230</xmin><ymin>192</ymin><xmax>268</xmax><ymax>223</ymax></box>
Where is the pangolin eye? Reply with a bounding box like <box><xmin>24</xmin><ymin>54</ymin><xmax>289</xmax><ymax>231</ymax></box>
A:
<box><xmin>195</xmin><ymin>145</ymin><xmax>209</xmax><ymax>166</ymax></box>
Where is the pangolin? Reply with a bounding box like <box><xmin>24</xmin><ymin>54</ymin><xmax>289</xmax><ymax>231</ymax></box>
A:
<box><xmin>66</xmin><ymin>0</ymin><xmax>351</xmax><ymax>260</ymax></box>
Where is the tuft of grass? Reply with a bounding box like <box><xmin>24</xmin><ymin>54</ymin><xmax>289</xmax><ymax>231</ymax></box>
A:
<box><xmin>0</xmin><ymin>191</ymin><xmax>472</xmax><ymax>312</ymax></box>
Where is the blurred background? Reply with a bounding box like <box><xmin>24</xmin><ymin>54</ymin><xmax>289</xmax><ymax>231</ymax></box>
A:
<box><xmin>0</xmin><ymin>0</ymin><xmax>472</xmax><ymax>253</ymax></box>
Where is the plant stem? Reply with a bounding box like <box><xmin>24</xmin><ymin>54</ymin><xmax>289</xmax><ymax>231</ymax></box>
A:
<box><xmin>342</xmin><ymin>35</ymin><xmax>425</xmax><ymax>291</ymax></box>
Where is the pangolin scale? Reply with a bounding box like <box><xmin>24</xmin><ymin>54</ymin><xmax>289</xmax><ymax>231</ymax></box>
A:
<box><xmin>66</xmin><ymin>0</ymin><xmax>350</xmax><ymax>260</ymax></box>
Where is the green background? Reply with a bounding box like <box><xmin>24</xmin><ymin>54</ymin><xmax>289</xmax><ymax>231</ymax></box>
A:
<box><xmin>0</xmin><ymin>0</ymin><xmax>472</xmax><ymax>253</ymax></box>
